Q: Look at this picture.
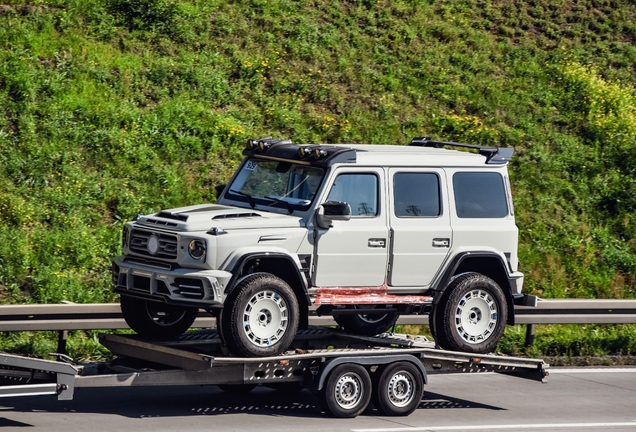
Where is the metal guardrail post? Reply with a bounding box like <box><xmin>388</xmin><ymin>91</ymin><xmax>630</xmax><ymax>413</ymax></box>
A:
<box><xmin>525</xmin><ymin>324</ymin><xmax>535</xmax><ymax>347</ymax></box>
<box><xmin>57</xmin><ymin>330</ymin><xmax>68</xmax><ymax>355</ymax></box>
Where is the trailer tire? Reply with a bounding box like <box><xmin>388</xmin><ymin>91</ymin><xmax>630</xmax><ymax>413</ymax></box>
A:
<box><xmin>372</xmin><ymin>361</ymin><xmax>424</xmax><ymax>416</ymax></box>
<box><xmin>218</xmin><ymin>384</ymin><xmax>257</xmax><ymax>394</ymax></box>
<box><xmin>220</xmin><ymin>273</ymin><xmax>299</xmax><ymax>357</ymax></box>
<box><xmin>120</xmin><ymin>295</ymin><xmax>198</xmax><ymax>339</ymax></box>
<box><xmin>334</xmin><ymin>306</ymin><xmax>398</xmax><ymax>336</ymax></box>
<box><xmin>318</xmin><ymin>364</ymin><xmax>372</xmax><ymax>418</ymax></box>
<box><xmin>434</xmin><ymin>272</ymin><xmax>507</xmax><ymax>353</ymax></box>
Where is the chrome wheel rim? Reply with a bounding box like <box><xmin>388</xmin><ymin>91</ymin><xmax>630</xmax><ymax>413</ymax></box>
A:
<box><xmin>454</xmin><ymin>289</ymin><xmax>498</xmax><ymax>344</ymax></box>
<box><xmin>334</xmin><ymin>372</ymin><xmax>364</xmax><ymax>410</ymax></box>
<box><xmin>242</xmin><ymin>290</ymin><xmax>289</xmax><ymax>347</ymax></box>
<box><xmin>386</xmin><ymin>370</ymin><xmax>416</xmax><ymax>408</ymax></box>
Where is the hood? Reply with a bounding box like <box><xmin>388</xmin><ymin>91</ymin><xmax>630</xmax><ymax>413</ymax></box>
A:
<box><xmin>134</xmin><ymin>204</ymin><xmax>306</xmax><ymax>232</ymax></box>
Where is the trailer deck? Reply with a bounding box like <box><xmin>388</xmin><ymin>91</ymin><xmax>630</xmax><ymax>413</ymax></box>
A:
<box><xmin>0</xmin><ymin>328</ymin><xmax>548</xmax><ymax>417</ymax></box>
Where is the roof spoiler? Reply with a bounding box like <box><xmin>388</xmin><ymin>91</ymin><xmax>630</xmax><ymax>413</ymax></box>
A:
<box><xmin>408</xmin><ymin>137</ymin><xmax>514</xmax><ymax>165</ymax></box>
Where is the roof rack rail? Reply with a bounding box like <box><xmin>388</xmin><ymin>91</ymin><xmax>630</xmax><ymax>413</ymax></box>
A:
<box><xmin>408</xmin><ymin>137</ymin><xmax>514</xmax><ymax>165</ymax></box>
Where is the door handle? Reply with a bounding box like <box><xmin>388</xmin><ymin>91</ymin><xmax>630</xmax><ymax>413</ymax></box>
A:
<box><xmin>432</xmin><ymin>238</ymin><xmax>450</xmax><ymax>248</ymax></box>
<box><xmin>368</xmin><ymin>238</ymin><xmax>386</xmax><ymax>248</ymax></box>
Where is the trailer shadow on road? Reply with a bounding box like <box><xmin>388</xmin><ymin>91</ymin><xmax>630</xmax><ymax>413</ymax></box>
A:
<box><xmin>0</xmin><ymin>385</ymin><xmax>504</xmax><ymax>425</ymax></box>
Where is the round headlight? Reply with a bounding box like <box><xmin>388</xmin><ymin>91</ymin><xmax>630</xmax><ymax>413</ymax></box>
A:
<box><xmin>188</xmin><ymin>240</ymin><xmax>206</xmax><ymax>260</ymax></box>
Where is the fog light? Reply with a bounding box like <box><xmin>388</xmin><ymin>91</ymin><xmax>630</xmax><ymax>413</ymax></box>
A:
<box><xmin>258</xmin><ymin>140</ymin><xmax>272</xmax><ymax>151</ymax></box>
<box><xmin>188</xmin><ymin>240</ymin><xmax>206</xmax><ymax>260</ymax></box>
<box><xmin>246</xmin><ymin>139</ymin><xmax>258</xmax><ymax>151</ymax></box>
<box><xmin>297</xmin><ymin>146</ymin><xmax>311</xmax><ymax>158</ymax></box>
<box><xmin>312</xmin><ymin>148</ymin><xmax>327</xmax><ymax>159</ymax></box>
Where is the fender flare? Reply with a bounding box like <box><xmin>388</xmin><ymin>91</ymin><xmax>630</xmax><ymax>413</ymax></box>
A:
<box><xmin>224</xmin><ymin>252</ymin><xmax>311</xmax><ymax>305</ymax></box>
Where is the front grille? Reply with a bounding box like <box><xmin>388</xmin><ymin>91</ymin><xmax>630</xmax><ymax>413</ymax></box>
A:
<box><xmin>129</xmin><ymin>229</ymin><xmax>178</xmax><ymax>260</ymax></box>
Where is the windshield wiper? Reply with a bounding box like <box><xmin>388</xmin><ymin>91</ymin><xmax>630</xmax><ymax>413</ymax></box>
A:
<box><xmin>265</xmin><ymin>196</ymin><xmax>293</xmax><ymax>214</ymax></box>
<box><xmin>229</xmin><ymin>189</ymin><xmax>256</xmax><ymax>209</ymax></box>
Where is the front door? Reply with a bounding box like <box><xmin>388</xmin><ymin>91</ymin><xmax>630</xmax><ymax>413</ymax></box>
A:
<box><xmin>312</xmin><ymin>168</ymin><xmax>389</xmax><ymax>287</ymax></box>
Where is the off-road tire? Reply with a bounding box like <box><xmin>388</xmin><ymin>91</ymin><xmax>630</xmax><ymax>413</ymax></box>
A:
<box><xmin>120</xmin><ymin>295</ymin><xmax>198</xmax><ymax>339</ymax></box>
<box><xmin>434</xmin><ymin>272</ymin><xmax>507</xmax><ymax>353</ymax></box>
<box><xmin>220</xmin><ymin>273</ymin><xmax>299</xmax><ymax>357</ymax></box>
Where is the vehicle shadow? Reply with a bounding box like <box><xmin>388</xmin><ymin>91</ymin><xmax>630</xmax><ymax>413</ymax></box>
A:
<box><xmin>0</xmin><ymin>385</ymin><xmax>504</xmax><ymax>423</ymax></box>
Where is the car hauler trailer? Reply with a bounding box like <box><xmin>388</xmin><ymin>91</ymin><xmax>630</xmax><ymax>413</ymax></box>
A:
<box><xmin>0</xmin><ymin>328</ymin><xmax>548</xmax><ymax>418</ymax></box>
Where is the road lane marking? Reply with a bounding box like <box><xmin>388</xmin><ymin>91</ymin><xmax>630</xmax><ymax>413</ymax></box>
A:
<box><xmin>352</xmin><ymin>421</ymin><xmax>636</xmax><ymax>431</ymax></box>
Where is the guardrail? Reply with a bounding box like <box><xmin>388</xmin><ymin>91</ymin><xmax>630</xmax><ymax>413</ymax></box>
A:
<box><xmin>1</xmin><ymin>299</ymin><xmax>635</xmax><ymax>352</ymax></box>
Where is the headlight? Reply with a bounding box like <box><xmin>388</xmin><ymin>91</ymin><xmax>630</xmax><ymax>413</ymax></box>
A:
<box><xmin>188</xmin><ymin>240</ymin><xmax>206</xmax><ymax>260</ymax></box>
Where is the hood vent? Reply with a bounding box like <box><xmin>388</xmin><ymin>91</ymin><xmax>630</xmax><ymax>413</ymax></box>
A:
<box><xmin>212</xmin><ymin>212</ymin><xmax>262</xmax><ymax>219</ymax></box>
<box><xmin>156</xmin><ymin>211</ymin><xmax>189</xmax><ymax>222</ymax></box>
<box><xmin>143</xmin><ymin>218</ymin><xmax>179</xmax><ymax>228</ymax></box>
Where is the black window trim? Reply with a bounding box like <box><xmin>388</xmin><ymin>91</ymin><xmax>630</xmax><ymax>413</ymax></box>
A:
<box><xmin>392</xmin><ymin>171</ymin><xmax>443</xmax><ymax>219</ymax></box>
<box><xmin>326</xmin><ymin>171</ymin><xmax>381</xmax><ymax>219</ymax></box>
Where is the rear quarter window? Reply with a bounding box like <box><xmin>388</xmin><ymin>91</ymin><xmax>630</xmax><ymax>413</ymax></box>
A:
<box><xmin>453</xmin><ymin>172</ymin><xmax>509</xmax><ymax>218</ymax></box>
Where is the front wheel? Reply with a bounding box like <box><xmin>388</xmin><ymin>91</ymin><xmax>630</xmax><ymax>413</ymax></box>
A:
<box><xmin>220</xmin><ymin>273</ymin><xmax>299</xmax><ymax>357</ymax></box>
<box><xmin>120</xmin><ymin>295</ymin><xmax>198</xmax><ymax>339</ymax></box>
<box><xmin>434</xmin><ymin>272</ymin><xmax>508</xmax><ymax>354</ymax></box>
<box><xmin>334</xmin><ymin>306</ymin><xmax>398</xmax><ymax>336</ymax></box>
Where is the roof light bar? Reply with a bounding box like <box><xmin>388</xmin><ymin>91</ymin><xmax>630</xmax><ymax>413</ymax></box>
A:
<box><xmin>245</xmin><ymin>137</ymin><xmax>292</xmax><ymax>152</ymax></box>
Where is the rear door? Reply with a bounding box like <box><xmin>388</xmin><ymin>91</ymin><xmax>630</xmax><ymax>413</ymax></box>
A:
<box><xmin>388</xmin><ymin>168</ymin><xmax>452</xmax><ymax>288</ymax></box>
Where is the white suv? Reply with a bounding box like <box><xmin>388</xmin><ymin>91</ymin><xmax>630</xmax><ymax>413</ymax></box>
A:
<box><xmin>112</xmin><ymin>137</ymin><xmax>537</xmax><ymax>357</ymax></box>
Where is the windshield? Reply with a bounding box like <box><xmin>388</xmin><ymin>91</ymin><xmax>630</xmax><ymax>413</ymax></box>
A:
<box><xmin>226</xmin><ymin>158</ymin><xmax>325</xmax><ymax>212</ymax></box>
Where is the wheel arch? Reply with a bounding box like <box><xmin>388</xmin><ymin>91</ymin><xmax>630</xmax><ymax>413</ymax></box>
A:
<box><xmin>432</xmin><ymin>252</ymin><xmax>515</xmax><ymax>326</ymax></box>
<box><xmin>225</xmin><ymin>252</ymin><xmax>310</xmax><ymax>329</ymax></box>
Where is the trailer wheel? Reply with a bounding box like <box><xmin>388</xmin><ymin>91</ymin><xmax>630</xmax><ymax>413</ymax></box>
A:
<box><xmin>120</xmin><ymin>295</ymin><xmax>198</xmax><ymax>338</ymax></box>
<box><xmin>372</xmin><ymin>362</ymin><xmax>424</xmax><ymax>416</ymax></box>
<box><xmin>218</xmin><ymin>384</ymin><xmax>257</xmax><ymax>394</ymax></box>
<box><xmin>434</xmin><ymin>272</ymin><xmax>507</xmax><ymax>353</ymax></box>
<box><xmin>318</xmin><ymin>364</ymin><xmax>372</xmax><ymax>418</ymax></box>
<box><xmin>220</xmin><ymin>273</ymin><xmax>299</xmax><ymax>357</ymax></box>
<box><xmin>334</xmin><ymin>306</ymin><xmax>398</xmax><ymax>336</ymax></box>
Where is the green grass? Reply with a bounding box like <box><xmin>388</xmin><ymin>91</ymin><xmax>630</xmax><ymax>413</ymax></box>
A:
<box><xmin>1</xmin><ymin>0</ymin><xmax>636</xmax><ymax>357</ymax></box>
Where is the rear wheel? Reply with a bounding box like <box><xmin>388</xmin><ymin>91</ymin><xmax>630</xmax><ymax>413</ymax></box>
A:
<box><xmin>434</xmin><ymin>272</ymin><xmax>508</xmax><ymax>353</ymax></box>
<box><xmin>220</xmin><ymin>273</ymin><xmax>299</xmax><ymax>357</ymax></box>
<box><xmin>318</xmin><ymin>364</ymin><xmax>372</xmax><ymax>418</ymax></box>
<box><xmin>334</xmin><ymin>306</ymin><xmax>398</xmax><ymax>336</ymax></box>
<box><xmin>372</xmin><ymin>361</ymin><xmax>424</xmax><ymax>416</ymax></box>
<box><xmin>120</xmin><ymin>295</ymin><xmax>198</xmax><ymax>339</ymax></box>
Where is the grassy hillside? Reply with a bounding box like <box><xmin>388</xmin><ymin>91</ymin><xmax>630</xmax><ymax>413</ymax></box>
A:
<box><xmin>1</xmin><ymin>0</ymin><xmax>635</xmax><ymax>357</ymax></box>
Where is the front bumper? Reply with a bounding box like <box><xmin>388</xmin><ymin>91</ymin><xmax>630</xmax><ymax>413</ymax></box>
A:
<box><xmin>112</xmin><ymin>256</ymin><xmax>232</xmax><ymax>308</ymax></box>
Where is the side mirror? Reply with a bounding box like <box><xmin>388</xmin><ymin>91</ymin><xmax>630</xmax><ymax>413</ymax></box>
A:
<box><xmin>215</xmin><ymin>184</ymin><xmax>227</xmax><ymax>199</ymax></box>
<box><xmin>316</xmin><ymin>201</ymin><xmax>351</xmax><ymax>229</ymax></box>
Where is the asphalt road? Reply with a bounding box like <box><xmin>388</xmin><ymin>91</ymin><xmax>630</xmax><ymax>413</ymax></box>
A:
<box><xmin>0</xmin><ymin>367</ymin><xmax>635</xmax><ymax>431</ymax></box>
